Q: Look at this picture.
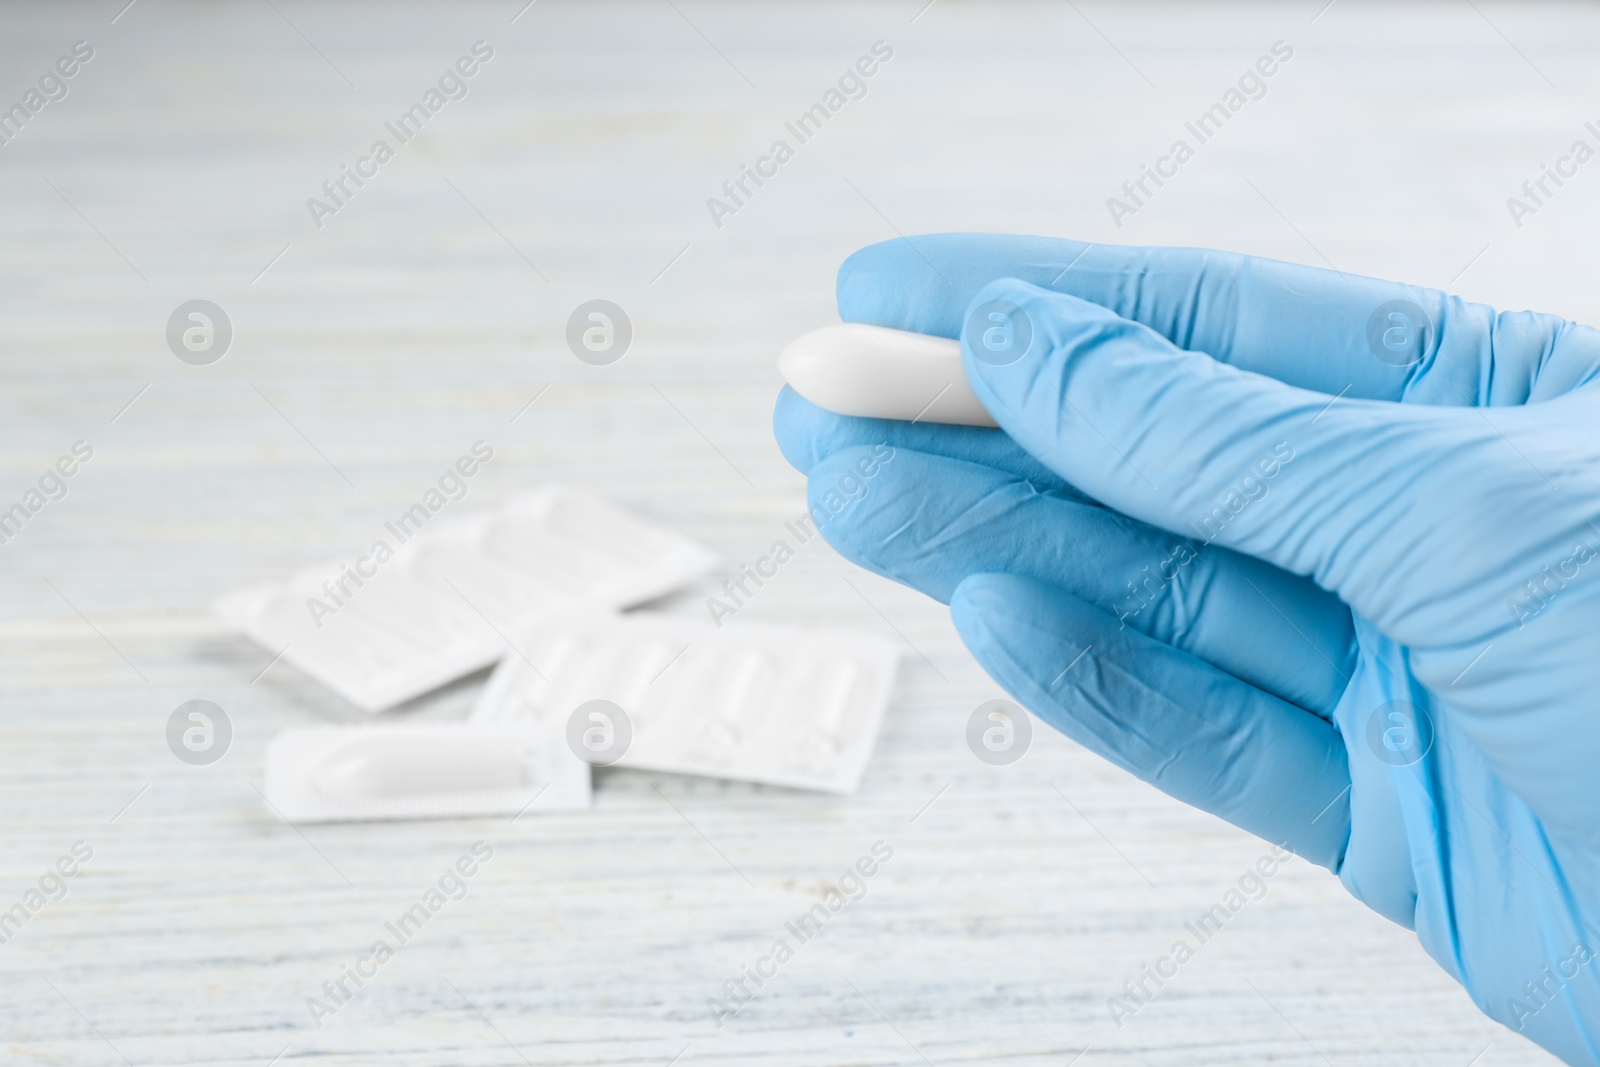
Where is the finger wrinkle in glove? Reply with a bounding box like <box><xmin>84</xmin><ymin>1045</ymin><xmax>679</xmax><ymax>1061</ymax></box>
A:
<box><xmin>962</xmin><ymin>599</ymin><xmax>1177</xmax><ymax>784</ymax></box>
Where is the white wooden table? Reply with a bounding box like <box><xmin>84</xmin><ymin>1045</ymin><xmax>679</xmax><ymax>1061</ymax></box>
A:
<box><xmin>0</xmin><ymin>1</ymin><xmax>1590</xmax><ymax>1063</ymax></box>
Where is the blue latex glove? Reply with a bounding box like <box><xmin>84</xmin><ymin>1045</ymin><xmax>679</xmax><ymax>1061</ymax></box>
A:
<box><xmin>773</xmin><ymin>234</ymin><xmax>1600</xmax><ymax>1063</ymax></box>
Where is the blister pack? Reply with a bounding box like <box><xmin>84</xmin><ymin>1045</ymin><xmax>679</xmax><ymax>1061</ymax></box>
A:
<box><xmin>472</xmin><ymin>612</ymin><xmax>900</xmax><ymax>793</ymax></box>
<box><xmin>263</xmin><ymin>722</ymin><xmax>590</xmax><ymax>822</ymax></box>
<box><xmin>217</xmin><ymin>488</ymin><xmax>717</xmax><ymax>712</ymax></box>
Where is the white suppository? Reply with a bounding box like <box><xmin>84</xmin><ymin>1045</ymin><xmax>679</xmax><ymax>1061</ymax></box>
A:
<box><xmin>473</xmin><ymin>612</ymin><xmax>901</xmax><ymax>794</ymax></box>
<box><xmin>263</xmin><ymin>722</ymin><xmax>590</xmax><ymax>822</ymax></box>
<box><xmin>776</xmin><ymin>322</ymin><xmax>997</xmax><ymax>427</ymax></box>
<box><xmin>216</xmin><ymin>487</ymin><xmax>718</xmax><ymax>712</ymax></box>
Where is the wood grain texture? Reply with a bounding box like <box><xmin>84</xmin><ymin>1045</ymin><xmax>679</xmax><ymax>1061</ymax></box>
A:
<box><xmin>0</xmin><ymin>1</ymin><xmax>1590</xmax><ymax>1063</ymax></box>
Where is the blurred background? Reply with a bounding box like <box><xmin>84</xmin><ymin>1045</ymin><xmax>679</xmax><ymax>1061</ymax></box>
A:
<box><xmin>0</xmin><ymin>1</ymin><xmax>1591</xmax><ymax>1063</ymax></box>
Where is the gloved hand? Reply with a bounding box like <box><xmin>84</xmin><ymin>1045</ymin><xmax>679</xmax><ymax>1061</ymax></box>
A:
<box><xmin>773</xmin><ymin>234</ymin><xmax>1600</xmax><ymax>1063</ymax></box>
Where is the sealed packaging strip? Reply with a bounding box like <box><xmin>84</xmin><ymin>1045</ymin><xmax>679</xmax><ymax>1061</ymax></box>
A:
<box><xmin>263</xmin><ymin>722</ymin><xmax>590</xmax><ymax>823</ymax></box>
<box><xmin>472</xmin><ymin>612</ymin><xmax>900</xmax><ymax>794</ymax></box>
<box><xmin>216</xmin><ymin>487</ymin><xmax>718</xmax><ymax>712</ymax></box>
